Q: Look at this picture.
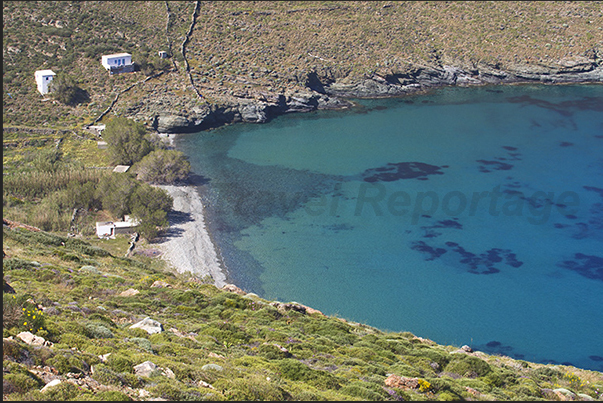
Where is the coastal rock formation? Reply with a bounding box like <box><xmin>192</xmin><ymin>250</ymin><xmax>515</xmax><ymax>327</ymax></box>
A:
<box><xmin>129</xmin><ymin>54</ymin><xmax>601</xmax><ymax>135</ymax></box>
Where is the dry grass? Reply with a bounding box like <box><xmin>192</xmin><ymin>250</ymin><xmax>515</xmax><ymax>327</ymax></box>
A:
<box><xmin>3</xmin><ymin>1</ymin><xmax>602</xmax><ymax>130</ymax></box>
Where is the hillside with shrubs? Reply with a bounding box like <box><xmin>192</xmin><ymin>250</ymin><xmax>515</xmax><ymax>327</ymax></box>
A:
<box><xmin>4</xmin><ymin>226</ymin><xmax>603</xmax><ymax>401</ymax></box>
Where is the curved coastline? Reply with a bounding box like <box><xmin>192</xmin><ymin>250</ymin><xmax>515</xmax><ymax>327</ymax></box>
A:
<box><xmin>152</xmin><ymin>78</ymin><xmax>602</xmax><ymax>291</ymax></box>
<box><xmin>155</xmin><ymin>181</ymin><xmax>227</xmax><ymax>288</ymax></box>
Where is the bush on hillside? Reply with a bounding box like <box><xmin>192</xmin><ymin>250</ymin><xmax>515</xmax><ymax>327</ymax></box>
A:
<box><xmin>133</xmin><ymin>149</ymin><xmax>191</xmax><ymax>184</ymax></box>
<box><xmin>49</xmin><ymin>73</ymin><xmax>89</xmax><ymax>106</ymax></box>
<box><xmin>102</xmin><ymin>117</ymin><xmax>152</xmax><ymax>166</ymax></box>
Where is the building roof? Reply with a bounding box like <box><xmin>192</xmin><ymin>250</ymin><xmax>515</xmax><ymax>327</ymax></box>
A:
<box><xmin>35</xmin><ymin>69</ymin><xmax>56</xmax><ymax>76</ymax></box>
<box><xmin>113</xmin><ymin>165</ymin><xmax>130</xmax><ymax>173</ymax></box>
<box><xmin>102</xmin><ymin>53</ymin><xmax>131</xmax><ymax>58</ymax></box>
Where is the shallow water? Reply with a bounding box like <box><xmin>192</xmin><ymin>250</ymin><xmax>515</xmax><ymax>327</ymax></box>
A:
<box><xmin>177</xmin><ymin>84</ymin><xmax>603</xmax><ymax>371</ymax></box>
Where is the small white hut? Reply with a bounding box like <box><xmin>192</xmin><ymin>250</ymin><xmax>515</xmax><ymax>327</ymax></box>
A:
<box><xmin>96</xmin><ymin>215</ymin><xmax>140</xmax><ymax>238</ymax></box>
<box><xmin>34</xmin><ymin>69</ymin><xmax>56</xmax><ymax>95</ymax></box>
<box><xmin>101</xmin><ymin>53</ymin><xmax>134</xmax><ymax>74</ymax></box>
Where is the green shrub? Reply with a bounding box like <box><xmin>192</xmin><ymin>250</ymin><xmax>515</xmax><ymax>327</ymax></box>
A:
<box><xmin>444</xmin><ymin>354</ymin><xmax>492</xmax><ymax>377</ymax></box>
<box><xmin>132</xmin><ymin>149</ymin><xmax>191</xmax><ymax>184</ymax></box>
<box><xmin>47</xmin><ymin>350</ymin><xmax>90</xmax><ymax>374</ymax></box>
<box><xmin>87</xmin><ymin>313</ymin><xmax>117</xmax><ymax>328</ymax></box>
<box><xmin>129</xmin><ymin>337</ymin><xmax>153</xmax><ymax>353</ymax></box>
<box><xmin>148</xmin><ymin>380</ymin><xmax>204</xmax><ymax>401</ymax></box>
<box><xmin>411</xmin><ymin>346</ymin><xmax>451</xmax><ymax>369</ymax></box>
<box><xmin>3</xmin><ymin>372</ymin><xmax>44</xmax><ymax>394</ymax></box>
<box><xmin>340</xmin><ymin>381</ymin><xmax>388</xmax><ymax>400</ymax></box>
<box><xmin>389</xmin><ymin>363</ymin><xmax>423</xmax><ymax>378</ymax></box>
<box><xmin>91</xmin><ymin>391</ymin><xmax>133</xmax><ymax>401</ymax></box>
<box><xmin>220</xmin><ymin>375</ymin><xmax>290</xmax><ymax>401</ymax></box>
<box><xmin>102</xmin><ymin>117</ymin><xmax>152</xmax><ymax>166</ymax></box>
<box><xmin>3</xmin><ymin>258</ymin><xmax>39</xmax><ymax>271</ymax></box>
<box><xmin>91</xmin><ymin>364</ymin><xmax>127</xmax><ymax>386</ymax></box>
<box><xmin>107</xmin><ymin>353</ymin><xmax>135</xmax><ymax>374</ymax></box>
<box><xmin>531</xmin><ymin>366</ymin><xmax>561</xmax><ymax>381</ymax></box>
<box><xmin>41</xmin><ymin>381</ymin><xmax>80</xmax><ymax>400</ymax></box>
<box><xmin>278</xmin><ymin>358</ymin><xmax>341</xmax><ymax>390</ymax></box>
<box><xmin>257</xmin><ymin>343</ymin><xmax>291</xmax><ymax>360</ymax></box>
<box><xmin>84</xmin><ymin>322</ymin><xmax>114</xmax><ymax>339</ymax></box>
<box><xmin>438</xmin><ymin>391</ymin><xmax>461</xmax><ymax>401</ymax></box>
<box><xmin>3</xmin><ymin>293</ymin><xmax>45</xmax><ymax>333</ymax></box>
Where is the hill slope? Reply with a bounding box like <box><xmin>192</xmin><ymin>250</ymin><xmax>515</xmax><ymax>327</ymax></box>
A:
<box><xmin>3</xmin><ymin>1</ymin><xmax>602</xmax><ymax>133</ymax></box>
<box><xmin>3</xmin><ymin>225</ymin><xmax>603</xmax><ymax>401</ymax></box>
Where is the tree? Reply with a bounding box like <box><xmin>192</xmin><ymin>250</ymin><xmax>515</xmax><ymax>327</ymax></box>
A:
<box><xmin>133</xmin><ymin>149</ymin><xmax>191</xmax><ymax>184</ymax></box>
<box><xmin>102</xmin><ymin>117</ymin><xmax>152</xmax><ymax>166</ymax></box>
<box><xmin>129</xmin><ymin>184</ymin><xmax>173</xmax><ymax>240</ymax></box>
<box><xmin>49</xmin><ymin>73</ymin><xmax>89</xmax><ymax>106</ymax></box>
<box><xmin>94</xmin><ymin>172</ymin><xmax>173</xmax><ymax>240</ymax></box>
<box><xmin>95</xmin><ymin>173</ymin><xmax>138</xmax><ymax>219</ymax></box>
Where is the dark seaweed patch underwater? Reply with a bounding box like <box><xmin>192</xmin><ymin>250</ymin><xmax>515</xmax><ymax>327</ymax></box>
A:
<box><xmin>179</xmin><ymin>84</ymin><xmax>603</xmax><ymax>372</ymax></box>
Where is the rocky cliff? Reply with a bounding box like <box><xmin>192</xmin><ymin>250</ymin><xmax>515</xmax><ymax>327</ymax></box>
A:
<box><xmin>128</xmin><ymin>54</ymin><xmax>602</xmax><ymax>134</ymax></box>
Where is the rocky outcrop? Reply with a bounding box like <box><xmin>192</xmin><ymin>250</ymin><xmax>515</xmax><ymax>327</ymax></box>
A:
<box><xmin>125</xmin><ymin>55</ymin><xmax>601</xmax><ymax>135</ymax></box>
<box><xmin>129</xmin><ymin>317</ymin><xmax>163</xmax><ymax>334</ymax></box>
<box><xmin>384</xmin><ymin>374</ymin><xmax>421</xmax><ymax>390</ymax></box>
<box><xmin>16</xmin><ymin>331</ymin><xmax>53</xmax><ymax>347</ymax></box>
<box><xmin>133</xmin><ymin>361</ymin><xmax>175</xmax><ymax>379</ymax></box>
<box><xmin>325</xmin><ymin>58</ymin><xmax>602</xmax><ymax>98</ymax></box>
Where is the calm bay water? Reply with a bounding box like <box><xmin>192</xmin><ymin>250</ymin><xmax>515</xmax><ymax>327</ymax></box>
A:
<box><xmin>176</xmin><ymin>84</ymin><xmax>603</xmax><ymax>371</ymax></box>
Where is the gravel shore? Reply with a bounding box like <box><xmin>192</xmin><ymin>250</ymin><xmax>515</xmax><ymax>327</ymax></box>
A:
<box><xmin>154</xmin><ymin>184</ymin><xmax>227</xmax><ymax>288</ymax></box>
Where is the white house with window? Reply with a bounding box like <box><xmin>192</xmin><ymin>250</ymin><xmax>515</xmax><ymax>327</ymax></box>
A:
<box><xmin>101</xmin><ymin>53</ymin><xmax>134</xmax><ymax>74</ymax></box>
<box><xmin>34</xmin><ymin>69</ymin><xmax>56</xmax><ymax>95</ymax></box>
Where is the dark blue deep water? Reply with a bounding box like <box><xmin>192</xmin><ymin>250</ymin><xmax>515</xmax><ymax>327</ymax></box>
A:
<box><xmin>176</xmin><ymin>84</ymin><xmax>603</xmax><ymax>371</ymax></box>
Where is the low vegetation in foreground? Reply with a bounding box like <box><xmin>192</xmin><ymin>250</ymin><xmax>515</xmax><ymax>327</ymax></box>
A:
<box><xmin>3</xmin><ymin>226</ymin><xmax>603</xmax><ymax>401</ymax></box>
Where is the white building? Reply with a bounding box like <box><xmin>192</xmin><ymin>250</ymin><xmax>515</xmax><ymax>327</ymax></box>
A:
<box><xmin>101</xmin><ymin>53</ymin><xmax>134</xmax><ymax>74</ymax></box>
<box><xmin>34</xmin><ymin>69</ymin><xmax>56</xmax><ymax>95</ymax></box>
<box><xmin>96</xmin><ymin>215</ymin><xmax>140</xmax><ymax>238</ymax></box>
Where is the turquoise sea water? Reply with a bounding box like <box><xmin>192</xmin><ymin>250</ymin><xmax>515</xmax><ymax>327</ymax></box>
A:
<box><xmin>176</xmin><ymin>84</ymin><xmax>603</xmax><ymax>371</ymax></box>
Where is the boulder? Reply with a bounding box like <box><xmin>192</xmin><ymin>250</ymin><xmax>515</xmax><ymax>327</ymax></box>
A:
<box><xmin>17</xmin><ymin>331</ymin><xmax>52</xmax><ymax>347</ymax></box>
<box><xmin>239</xmin><ymin>102</ymin><xmax>268</xmax><ymax>123</ymax></box>
<box><xmin>201</xmin><ymin>364</ymin><xmax>223</xmax><ymax>372</ymax></box>
<box><xmin>119</xmin><ymin>288</ymin><xmax>140</xmax><ymax>297</ymax></box>
<box><xmin>162</xmin><ymin>367</ymin><xmax>175</xmax><ymax>379</ymax></box>
<box><xmin>155</xmin><ymin>114</ymin><xmax>190</xmax><ymax>133</ymax></box>
<box><xmin>384</xmin><ymin>374</ymin><xmax>420</xmax><ymax>390</ymax></box>
<box><xmin>553</xmin><ymin>388</ymin><xmax>577</xmax><ymax>401</ymax></box>
<box><xmin>40</xmin><ymin>379</ymin><xmax>62</xmax><ymax>393</ymax></box>
<box><xmin>199</xmin><ymin>380</ymin><xmax>215</xmax><ymax>389</ymax></box>
<box><xmin>3</xmin><ymin>279</ymin><xmax>16</xmax><ymax>294</ymax></box>
<box><xmin>134</xmin><ymin>361</ymin><xmax>175</xmax><ymax>379</ymax></box>
<box><xmin>129</xmin><ymin>317</ymin><xmax>163</xmax><ymax>334</ymax></box>
<box><xmin>134</xmin><ymin>361</ymin><xmax>158</xmax><ymax>377</ymax></box>
<box><xmin>222</xmin><ymin>284</ymin><xmax>246</xmax><ymax>295</ymax></box>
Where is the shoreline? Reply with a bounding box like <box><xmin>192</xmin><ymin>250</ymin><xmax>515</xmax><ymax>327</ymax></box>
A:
<box><xmin>154</xmin><ymin>179</ymin><xmax>227</xmax><ymax>288</ymax></box>
<box><xmin>151</xmin><ymin>81</ymin><xmax>602</xmax><ymax>291</ymax></box>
